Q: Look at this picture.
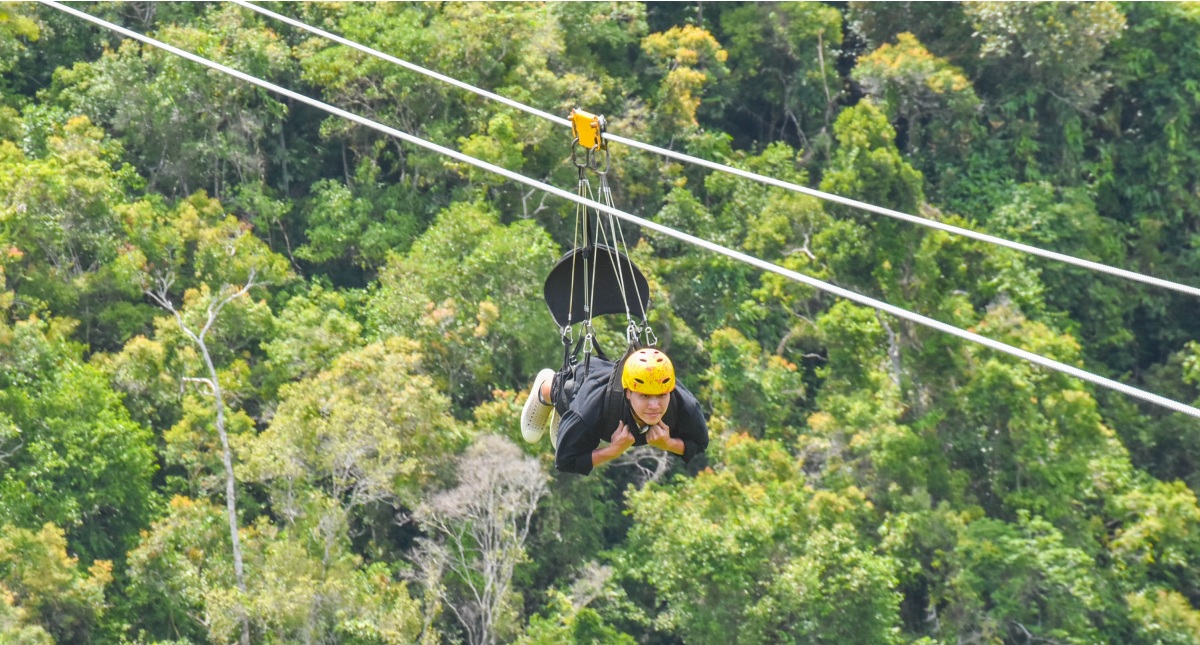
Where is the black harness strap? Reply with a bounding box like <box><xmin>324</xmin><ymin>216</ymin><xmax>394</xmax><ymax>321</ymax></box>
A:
<box><xmin>600</xmin><ymin>342</ymin><xmax>640</xmax><ymax>434</ymax></box>
<box><xmin>552</xmin><ymin>334</ymin><xmax>611</xmax><ymax>417</ymax></box>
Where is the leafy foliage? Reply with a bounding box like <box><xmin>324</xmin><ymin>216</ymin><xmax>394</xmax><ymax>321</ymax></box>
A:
<box><xmin>3</xmin><ymin>3</ymin><xmax>1200</xmax><ymax>643</ymax></box>
<box><xmin>0</xmin><ymin>316</ymin><xmax>156</xmax><ymax>564</ymax></box>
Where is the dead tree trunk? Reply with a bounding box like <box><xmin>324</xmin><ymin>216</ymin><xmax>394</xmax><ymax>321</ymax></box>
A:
<box><xmin>146</xmin><ymin>268</ymin><xmax>258</xmax><ymax>645</ymax></box>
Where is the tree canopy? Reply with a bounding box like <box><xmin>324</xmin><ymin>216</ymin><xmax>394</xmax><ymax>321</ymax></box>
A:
<box><xmin>1</xmin><ymin>2</ymin><xmax>1199</xmax><ymax>643</ymax></box>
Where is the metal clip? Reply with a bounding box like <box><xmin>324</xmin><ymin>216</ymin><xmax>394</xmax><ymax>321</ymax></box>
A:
<box><xmin>571</xmin><ymin>138</ymin><xmax>589</xmax><ymax>169</ymax></box>
<box><xmin>594</xmin><ymin>145</ymin><xmax>610</xmax><ymax>175</ymax></box>
<box><xmin>643</xmin><ymin>325</ymin><xmax>658</xmax><ymax>347</ymax></box>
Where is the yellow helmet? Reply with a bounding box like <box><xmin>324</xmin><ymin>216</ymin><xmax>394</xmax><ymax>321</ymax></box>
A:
<box><xmin>621</xmin><ymin>348</ymin><xmax>675</xmax><ymax>395</ymax></box>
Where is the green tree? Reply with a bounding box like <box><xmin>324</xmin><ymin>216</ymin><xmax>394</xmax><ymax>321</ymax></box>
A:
<box><xmin>944</xmin><ymin>513</ymin><xmax>1103</xmax><ymax>644</ymax></box>
<box><xmin>640</xmin><ymin>25</ymin><xmax>729</xmax><ymax>141</ymax></box>
<box><xmin>259</xmin><ymin>281</ymin><xmax>364</xmax><ymax>396</ymax></box>
<box><xmin>0</xmin><ymin>315</ymin><xmax>157</xmax><ymax>564</ymax></box>
<box><xmin>1106</xmin><ymin>476</ymin><xmax>1200</xmax><ymax>600</ymax></box>
<box><xmin>127</xmin><ymin>495</ymin><xmax>428</xmax><ymax>644</ymax></box>
<box><xmin>701</xmin><ymin>327</ymin><xmax>807</xmax><ymax>443</ymax></box>
<box><xmin>49</xmin><ymin>3</ymin><xmax>296</xmax><ymax>199</ymax></box>
<box><xmin>656</xmin><ymin>142</ymin><xmax>824</xmax><ymax>343</ymax></box>
<box><xmin>519</xmin><ymin>590</ymin><xmax>635</xmax><ymax>645</ymax></box>
<box><xmin>851</xmin><ymin>32</ymin><xmax>981</xmax><ymax>166</ymax></box>
<box><xmin>551</xmin><ymin>2</ymin><xmax>647</xmax><ymax>78</ymax></box>
<box><xmin>1126</xmin><ymin>589</ymin><xmax>1200</xmax><ymax>645</ymax></box>
<box><xmin>0</xmin><ymin>523</ymin><xmax>112</xmax><ymax>644</ymax></box>
<box><xmin>0</xmin><ymin>591</ymin><xmax>53</xmax><ymax>645</ymax></box>
<box><xmin>296</xmin><ymin>160</ymin><xmax>424</xmax><ymax>271</ymax></box>
<box><xmin>966</xmin><ymin>2</ymin><xmax>1126</xmax><ymax>112</ymax></box>
<box><xmin>246</xmin><ymin>337</ymin><xmax>468</xmax><ymax>530</ymax></box>
<box><xmin>987</xmin><ymin>182</ymin><xmax>1131</xmax><ymax>369</ymax></box>
<box><xmin>0</xmin><ymin>115</ymin><xmax>154</xmax><ymax>350</ymax></box>
<box><xmin>818</xmin><ymin>99</ymin><xmax>926</xmax><ymax>303</ymax></box>
<box><xmin>0</xmin><ymin>3</ymin><xmax>40</xmax><ymax>104</ymax></box>
<box><xmin>617</xmin><ymin>435</ymin><xmax>902</xmax><ymax>645</ymax></box>
<box><xmin>964</xmin><ymin>2</ymin><xmax>1126</xmax><ymax>182</ymax></box>
<box><xmin>1091</xmin><ymin>2</ymin><xmax>1200</xmax><ymax>376</ymax></box>
<box><xmin>808</xmin><ymin>300</ymin><xmax>935</xmax><ymax>501</ymax></box>
<box><xmin>122</xmin><ymin>189</ymin><xmax>291</xmax><ymax>644</ymax></box>
<box><xmin>295</xmin><ymin>2</ymin><xmax>575</xmax><ymax>203</ymax></box>
<box><xmin>367</xmin><ymin>200</ymin><xmax>558</xmax><ymax>410</ymax></box>
<box><xmin>718</xmin><ymin>2</ymin><xmax>842</xmax><ymax>152</ymax></box>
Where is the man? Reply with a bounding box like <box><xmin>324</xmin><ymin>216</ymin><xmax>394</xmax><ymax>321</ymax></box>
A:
<box><xmin>522</xmin><ymin>348</ymin><xmax>709</xmax><ymax>475</ymax></box>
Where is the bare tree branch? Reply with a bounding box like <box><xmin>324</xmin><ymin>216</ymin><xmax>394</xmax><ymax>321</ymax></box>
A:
<box><xmin>610</xmin><ymin>445</ymin><xmax>674</xmax><ymax>485</ymax></box>
<box><xmin>182</xmin><ymin>376</ymin><xmax>216</xmax><ymax>397</ymax></box>
<box><xmin>409</xmin><ymin>436</ymin><xmax>548</xmax><ymax>645</ymax></box>
<box><xmin>876</xmin><ymin>311</ymin><xmax>904</xmax><ymax>389</ymax></box>
<box><xmin>0</xmin><ymin>440</ymin><xmax>23</xmax><ymax>466</ymax></box>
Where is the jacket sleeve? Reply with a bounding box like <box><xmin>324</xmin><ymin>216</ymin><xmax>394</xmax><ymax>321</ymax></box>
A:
<box><xmin>554</xmin><ymin>407</ymin><xmax>599</xmax><ymax>475</ymax></box>
<box><xmin>553</xmin><ymin>368</ymin><xmax>611</xmax><ymax>475</ymax></box>
<box><xmin>674</xmin><ymin>384</ymin><xmax>709</xmax><ymax>464</ymax></box>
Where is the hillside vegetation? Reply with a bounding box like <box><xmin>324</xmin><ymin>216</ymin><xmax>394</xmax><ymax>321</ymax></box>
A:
<box><xmin>2</xmin><ymin>2</ymin><xmax>1200</xmax><ymax>643</ymax></box>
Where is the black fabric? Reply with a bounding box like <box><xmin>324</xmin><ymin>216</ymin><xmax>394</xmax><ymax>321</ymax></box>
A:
<box><xmin>552</xmin><ymin>357</ymin><xmax>619</xmax><ymax>419</ymax></box>
<box><xmin>552</xmin><ymin>338</ymin><xmax>615</xmax><ymax>418</ymax></box>
<box><xmin>601</xmin><ymin>344</ymin><xmax>641</xmax><ymax>435</ymax></box>
<box><xmin>543</xmin><ymin>245</ymin><xmax>649</xmax><ymax>329</ymax></box>
<box><xmin>551</xmin><ymin>361</ymin><xmax>583</xmax><ymax>417</ymax></box>
<box><xmin>553</xmin><ymin>358</ymin><xmax>709</xmax><ymax>476</ymax></box>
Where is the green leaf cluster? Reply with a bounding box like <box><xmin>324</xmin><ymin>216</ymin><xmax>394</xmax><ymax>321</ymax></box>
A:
<box><xmin>0</xmin><ymin>3</ymin><xmax>1198</xmax><ymax>644</ymax></box>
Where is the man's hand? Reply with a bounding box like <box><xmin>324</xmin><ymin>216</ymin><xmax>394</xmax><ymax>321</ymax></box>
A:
<box><xmin>646</xmin><ymin>421</ymin><xmax>685</xmax><ymax>455</ymax></box>
<box><xmin>646</xmin><ymin>421</ymin><xmax>671</xmax><ymax>450</ymax></box>
<box><xmin>611</xmin><ymin>421</ymin><xmax>636</xmax><ymax>453</ymax></box>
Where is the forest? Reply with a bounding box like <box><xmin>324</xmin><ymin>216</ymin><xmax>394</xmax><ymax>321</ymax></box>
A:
<box><xmin>2</xmin><ymin>1</ymin><xmax>1200</xmax><ymax>643</ymax></box>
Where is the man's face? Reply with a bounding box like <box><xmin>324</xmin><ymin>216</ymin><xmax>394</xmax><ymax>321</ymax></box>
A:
<box><xmin>626</xmin><ymin>389</ymin><xmax>670</xmax><ymax>426</ymax></box>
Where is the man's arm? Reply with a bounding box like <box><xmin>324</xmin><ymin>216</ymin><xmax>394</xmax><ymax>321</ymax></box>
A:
<box><xmin>670</xmin><ymin>386</ymin><xmax>709</xmax><ymax>463</ymax></box>
<box><xmin>556</xmin><ymin>415</ymin><xmax>635</xmax><ymax>474</ymax></box>
<box><xmin>555</xmin><ymin>407</ymin><xmax>598</xmax><ymax>474</ymax></box>
<box><xmin>593</xmin><ymin>421</ymin><xmax>636</xmax><ymax>467</ymax></box>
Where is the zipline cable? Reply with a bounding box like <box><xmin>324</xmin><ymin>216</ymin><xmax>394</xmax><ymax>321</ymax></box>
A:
<box><xmin>43</xmin><ymin>0</ymin><xmax>1200</xmax><ymax>421</ymax></box>
<box><xmin>229</xmin><ymin>0</ymin><xmax>570</xmax><ymax>128</ymax></box>
<box><xmin>231</xmin><ymin>0</ymin><xmax>1200</xmax><ymax>300</ymax></box>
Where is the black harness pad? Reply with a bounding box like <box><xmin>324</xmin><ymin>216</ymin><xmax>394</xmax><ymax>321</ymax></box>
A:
<box><xmin>543</xmin><ymin>244</ymin><xmax>649</xmax><ymax>329</ymax></box>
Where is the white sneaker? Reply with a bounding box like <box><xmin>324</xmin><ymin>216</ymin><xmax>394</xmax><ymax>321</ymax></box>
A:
<box><xmin>521</xmin><ymin>369</ymin><xmax>556</xmax><ymax>443</ymax></box>
<box><xmin>549</xmin><ymin>408</ymin><xmax>561</xmax><ymax>450</ymax></box>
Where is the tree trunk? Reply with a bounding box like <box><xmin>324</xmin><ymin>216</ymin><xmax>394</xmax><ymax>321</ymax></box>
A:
<box><xmin>147</xmin><ymin>272</ymin><xmax>256</xmax><ymax>645</ymax></box>
<box><xmin>198</xmin><ymin>337</ymin><xmax>251</xmax><ymax>645</ymax></box>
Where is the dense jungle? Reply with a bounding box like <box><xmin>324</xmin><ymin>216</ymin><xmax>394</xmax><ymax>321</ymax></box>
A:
<box><xmin>2</xmin><ymin>2</ymin><xmax>1200</xmax><ymax>643</ymax></box>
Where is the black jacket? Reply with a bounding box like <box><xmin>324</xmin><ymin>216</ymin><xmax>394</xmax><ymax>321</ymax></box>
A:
<box><xmin>554</xmin><ymin>358</ymin><xmax>708</xmax><ymax>475</ymax></box>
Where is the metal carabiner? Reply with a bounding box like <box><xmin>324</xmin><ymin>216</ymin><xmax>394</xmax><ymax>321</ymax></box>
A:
<box><xmin>593</xmin><ymin>144</ymin><xmax>611</xmax><ymax>175</ymax></box>
<box><xmin>626</xmin><ymin>320</ymin><xmax>641</xmax><ymax>346</ymax></box>
<box><xmin>643</xmin><ymin>324</ymin><xmax>658</xmax><ymax>347</ymax></box>
<box><xmin>571</xmin><ymin>137</ymin><xmax>590</xmax><ymax>170</ymax></box>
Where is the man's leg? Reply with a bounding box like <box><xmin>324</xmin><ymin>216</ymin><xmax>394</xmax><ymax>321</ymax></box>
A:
<box><xmin>521</xmin><ymin>369</ymin><xmax>556</xmax><ymax>443</ymax></box>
